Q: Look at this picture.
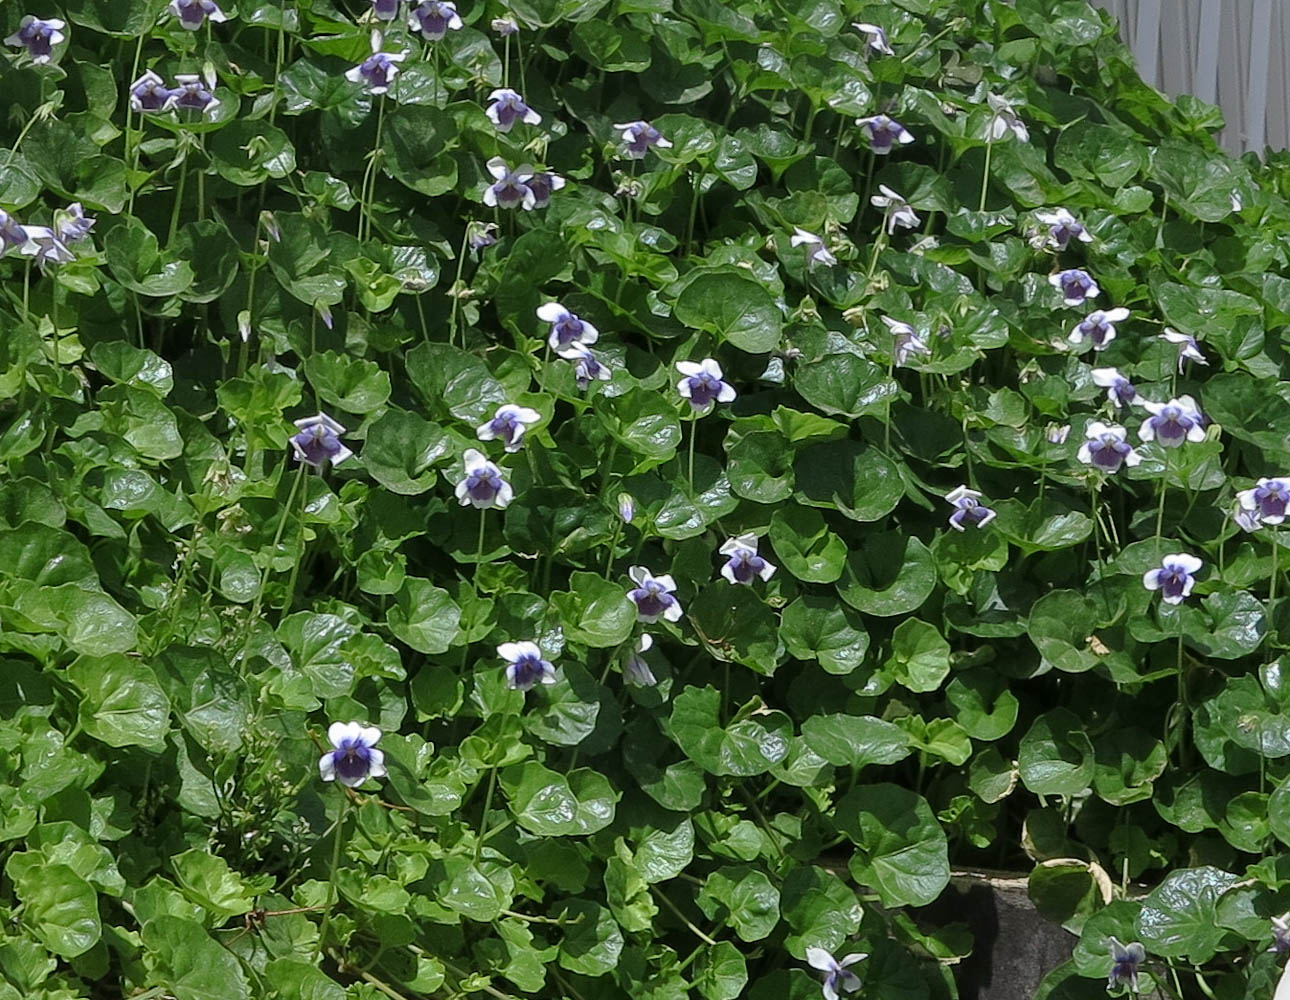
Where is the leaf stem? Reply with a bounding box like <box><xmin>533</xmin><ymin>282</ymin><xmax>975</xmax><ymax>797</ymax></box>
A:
<box><xmin>314</xmin><ymin>793</ymin><xmax>350</xmax><ymax>962</ymax></box>
<box><xmin>978</xmin><ymin>138</ymin><xmax>992</xmax><ymax>213</ymax></box>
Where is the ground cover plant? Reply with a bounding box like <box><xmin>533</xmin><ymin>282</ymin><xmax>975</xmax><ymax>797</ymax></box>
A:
<box><xmin>5</xmin><ymin>0</ymin><xmax>1290</xmax><ymax>997</ymax></box>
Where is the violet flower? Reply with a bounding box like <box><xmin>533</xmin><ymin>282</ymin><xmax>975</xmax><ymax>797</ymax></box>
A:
<box><xmin>1035</xmin><ymin>207</ymin><xmax>1092</xmax><ymax>250</ymax></box>
<box><xmin>476</xmin><ymin>403</ymin><xmax>541</xmax><ymax>453</ymax></box>
<box><xmin>881</xmin><ymin>316</ymin><xmax>930</xmax><ymax>366</ymax></box>
<box><xmin>1067</xmin><ymin>308</ymin><xmax>1129</xmax><ymax>352</ymax></box>
<box><xmin>1049</xmin><ymin>268</ymin><xmax>1099</xmax><ymax>307</ymax></box>
<box><xmin>1077</xmin><ymin>422</ymin><xmax>1140</xmax><ymax>474</ymax></box>
<box><xmin>871</xmin><ymin>185</ymin><xmax>920</xmax><ymax>232</ymax></box>
<box><xmin>291</xmin><ymin>414</ymin><xmax>353</xmax><ymax>468</ymax></box>
<box><xmin>627</xmin><ymin>566</ymin><xmax>683</xmax><ymax>624</ymax></box>
<box><xmin>455</xmin><ymin>449</ymin><xmax>513</xmax><ymax>509</ymax></box>
<box><xmin>1046</xmin><ymin>424</ymin><xmax>1071</xmax><ymax>445</ymax></box>
<box><xmin>537</xmin><ymin>302</ymin><xmax>598</xmax><ymax>350</ymax></box>
<box><xmin>486</xmin><ymin>88</ymin><xmax>541</xmax><ymax>132</ymax></box>
<box><xmin>54</xmin><ymin>203</ymin><xmax>94</xmax><ymax>245</ymax></box>
<box><xmin>1143</xmin><ymin>554</ymin><xmax>1202</xmax><ymax>605</ymax></box>
<box><xmin>719</xmin><ymin>534</ymin><xmax>776</xmax><ymax>585</ymax></box>
<box><xmin>168</xmin><ymin>74</ymin><xmax>220</xmax><ymax>114</ymax></box>
<box><xmin>855</xmin><ymin>114</ymin><xmax>914</xmax><ymax>154</ymax></box>
<box><xmin>372</xmin><ymin>0</ymin><xmax>400</xmax><ymax>20</ymax></box>
<box><xmin>1090</xmin><ymin>367</ymin><xmax>1138</xmax><ymax>408</ymax></box>
<box><xmin>5</xmin><ymin>15</ymin><xmax>65</xmax><ymax>63</ymax></box>
<box><xmin>805</xmin><ymin>947</ymin><xmax>867</xmax><ymax>1000</ymax></box>
<box><xmin>467</xmin><ymin>221</ymin><xmax>499</xmax><ymax>250</ymax></box>
<box><xmin>676</xmin><ymin>358</ymin><xmax>736</xmax><ymax>413</ymax></box>
<box><xmin>1107</xmin><ymin>938</ymin><xmax>1145</xmax><ymax>993</ymax></box>
<box><xmin>1270</xmin><ymin>914</ymin><xmax>1290</xmax><ymax>955</ymax></box>
<box><xmin>169</xmin><ymin>0</ymin><xmax>228</xmax><ymax>30</ymax></box>
<box><xmin>1160</xmin><ymin>328</ymin><xmax>1207</xmax><ymax>373</ymax></box>
<box><xmin>623</xmin><ymin>634</ymin><xmax>656</xmax><ymax>687</ymax></box>
<box><xmin>19</xmin><ymin>226</ymin><xmax>73</xmax><ymax>271</ymax></box>
<box><xmin>319</xmin><ymin>722</ymin><xmax>386</xmax><ymax>787</ymax></box>
<box><xmin>1237</xmin><ymin>478</ymin><xmax>1290</xmax><ymax>527</ymax></box>
<box><xmin>946</xmin><ymin>485</ymin><xmax>996</xmax><ymax>531</ymax></box>
<box><xmin>615</xmin><ymin>120</ymin><xmax>672</xmax><ymax>159</ymax></box>
<box><xmin>408</xmin><ymin>0</ymin><xmax>462</xmax><ymax>40</ymax></box>
<box><xmin>526</xmin><ymin>170</ymin><xmax>565</xmax><ymax>209</ymax></box>
<box><xmin>129</xmin><ymin>71</ymin><xmax>172</xmax><ymax>113</ymax></box>
<box><xmin>986</xmin><ymin>93</ymin><xmax>1029</xmax><ymax>142</ymax></box>
<box><xmin>483</xmin><ymin>157</ymin><xmax>535</xmax><ymax>210</ymax></box>
<box><xmin>559</xmin><ymin>343</ymin><xmax>611</xmax><ymax>389</ymax></box>
<box><xmin>492</xmin><ymin>16</ymin><xmax>519</xmax><ymax>35</ymax></box>
<box><xmin>499</xmin><ymin>641</ymin><xmax>557</xmax><ymax>691</ymax></box>
<box><xmin>1139</xmin><ymin>396</ymin><xmax>1205</xmax><ymax>448</ymax></box>
<box><xmin>346</xmin><ymin>33</ymin><xmax>407</xmax><ymax>95</ymax></box>
<box><xmin>0</xmin><ymin>210</ymin><xmax>26</xmax><ymax>256</ymax></box>
<box><xmin>790</xmin><ymin>228</ymin><xmax>837</xmax><ymax>269</ymax></box>
<box><xmin>618</xmin><ymin>493</ymin><xmax>636</xmax><ymax>524</ymax></box>
<box><xmin>851</xmin><ymin>22</ymin><xmax>893</xmax><ymax>56</ymax></box>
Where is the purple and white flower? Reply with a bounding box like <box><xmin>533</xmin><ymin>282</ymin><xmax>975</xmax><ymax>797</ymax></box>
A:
<box><xmin>168</xmin><ymin>73</ymin><xmax>220</xmax><ymax>114</ymax></box>
<box><xmin>477</xmin><ymin>403</ymin><xmax>541</xmax><ymax>453</ymax></box>
<box><xmin>1077</xmin><ymin>422</ymin><xmax>1140</xmax><ymax>474</ymax></box>
<box><xmin>1035</xmin><ymin>207</ymin><xmax>1092</xmax><ymax>250</ymax></box>
<box><xmin>54</xmin><ymin>203</ymin><xmax>94</xmax><ymax>245</ymax></box>
<box><xmin>1139</xmin><ymin>396</ymin><xmax>1205</xmax><ymax>448</ymax></box>
<box><xmin>1269</xmin><ymin>914</ymin><xmax>1290</xmax><ymax>955</ymax></box>
<box><xmin>986</xmin><ymin>93</ymin><xmax>1029</xmax><ymax>142</ymax></box>
<box><xmin>1067</xmin><ymin>308</ymin><xmax>1129</xmax><ymax>352</ymax></box>
<box><xmin>871</xmin><ymin>185</ymin><xmax>920</xmax><ymax>232</ymax></box>
<box><xmin>615</xmin><ymin>120</ymin><xmax>672</xmax><ymax>159</ymax></box>
<box><xmin>408</xmin><ymin>0</ymin><xmax>462</xmax><ymax>40</ymax></box>
<box><xmin>526</xmin><ymin>170</ymin><xmax>565</xmax><ymax>209</ymax></box>
<box><xmin>345</xmin><ymin>33</ymin><xmax>407</xmax><ymax>95</ymax></box>
<box><xmin>946</xmin><ymin>486</ymin><xmax>996</xmax><ymax>531</ymax></box>
<box><xmin>790</xmin><ymin>228</ymin><xmax>837</xmax><ymax>269</ymax></box>
<box><xmin>856</xmin><ymin>114</ymin><xmax>914</xmax><ymax>154</ymax></box>
<box><xmin>1046</xmin><ymin>423</ymin><xmax>1071</xmax><ymax>445</ymax></box>
<box><xmin>319</xmin><ymin>722</ymin><xmax>386</xmax><ymax>787</ymax></box>
<box><xmin>851</xmin><ymin>22</ymin><xmax>893</xmax><ymax>56</ymax></box>
<box><xmin>19</xmin><ymin>226</ymin><xmax>73</xmax><ymax>271</ymax></box>
<box><xmin>559</xmin><ymin>343</ymin><xmax>611</xmax><ymax>389</ymax></box>
<box><xmin>1049</xmin><ymin>268</ymin><xmax>1099</xmax><ymax>307</ymax></box>
<box><xmin>468</xmin><ymin>221</ymin><xmax>499</xmax><ymax>251</ymax></box>
<box><xmin>618</xmin><ymin>493</ymin><xmax>636</xmax><ymax>524</ymax></box>
<box><xmin>1160</xmin><ymin>328</ymin><xmax>1207</xmax><ymax>373</ymax></box>
<box><xmin>719</xmin><ymin>534</ymin><xmax>776</xmax><ymax>585</ymax></box>
<box><xmin>486</xmin><ymin>88</ymin><xmax>541</xmax><ymax>132</ymax></box>
<box><xmin>5</xmin><ymin>15</ymin><xmax>65</xmax><ymax>63</ymax></box>
<box><xmin>455</xmin><ymin>449</ymin><xmax>513</xmax><ymax>509</ymax></box>
<box><xmin>623</xmin><ymin>633</ymin><xmax>656</xmax><ymax>686</ymax></box>
<box><xmin>129</xmin><ymin>71</ymin><xmax>172</xmax><ymax>113</ymax></box>
<box><xmin>372</xmin><ymin>0</ymin><xmax>400</xmax><ymax>20</ymax></box>
<box><xmin>1107</xmin><ymin>938</ymin><xmax>1145</xmax><ymax>993</ymax></box>
<box><xmin>0</xmin><ymin>210</ymin><xmax>26</xmax><ymax>256</ymax></box>
<box><xmin>169</xmin><ymin>0</ymin><xmax>228</xmax><ymax>30</ymax></box>
<box><xmin>627</xmin><ymin>566</ymin><xmax>682</xmax><ymax>623</ymax></box>
<box><xmin>805</xmin><ymin>947</ymin><xmax>867</xmax><ymax>1000</ymax></box>
<box><xmin>676</xmin><ymin>358</ymin><xmax>736</xmax><ymax>412</ymax></box>
<box><xmin>492</xmin><ymin>16</ymin><xmax>519</xmax><ymax>35</ymax></box>
<box><xmin>291</xmin><ymin>413</ymin><xmax>353</xmax><ymax>468</ymax></box>
<box><xmin>499</xmin><ymin>641</ymin><xmax>557</xmax><ymax>691</ymax></box>
<box><xmin>1237</xmin><ymin>478</ymin><xmax>1290</xmax><ymax>527</ymax></box>
<box><xmin>1143</xmin><ymin>554</ymin><xmax>1202</xmax><ymax>605</ymax></box>
<box><xmin>881</xmin><ymin>316</ymin><xmax>930</xmax><ymax>366</ymax></box>
<box><xmin>483</xmin><ymin>157</ymin><xmax>536</xmax><ymax>210</ymax></box>
<box><xmin>537</xmin><ymin>302</ymin><xmax>598</xmax><ymax>350</ymax></box>
<box><xmin>1090</xmin><ymin>367</ymin><xmax>1138</xmax><ymax>408</ymax></box>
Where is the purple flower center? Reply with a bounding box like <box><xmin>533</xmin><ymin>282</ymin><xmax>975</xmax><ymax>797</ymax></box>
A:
<box><xmin>528</xmin><ymin>173</ymin><xmax>557</xmax><ymax>207</ymax></box>
<box><xmin>727</xmin><ymin>552</ymin><xmax>764</xmax><ymax>583</ymax></box>
<box><xmin>373</xmin><ymin>0</ymin><xmax>399</xmax><ymax>18</ymax></box>
<box><xmin>466</xmin><ymin>470</ymin><xmax>502</xmax><ymax>502</ymax></box>
<box><xmin>489</xmin><ymin>413</ymin><xmax>520</xmax><ymax>444</ymax></box>
<box><xmin>553</xmin><ymin>315</ymin><xmax>585</xmax><ymax>346</ymax></box>
<box><xmin>1080</xmin><ymin>317</ymin><xmax>1111</xmax><ymax>345</ymax></box>
<box><xmin>174</xmin><ymin>83</ymin><xmax>215</xmax><ymax>111</ymax></box>
<box><xmin>293</xmin><ymin>426</ymin><xmax>342</xmax><ymax>465</ymax></box>
<box><xmin>361</xmin><ymin>54</ymin><xmax>396</xmax><ymax>89</ymax></box>
<box><xmin>334</xmin><ymin>740</ymin><xmax>373</xmax><ymax>781</ymax></box>
<box><xmin>1158</xmin><ymin>567</ymin><xmax>1190</xmax><ymax>600</ymax></box>
<box><xmin>955</xmin><ymin>504</ymin><xmax>991</xmax><ymax>528</ymax></box>
<box><xmin>687</xmin><ymin>373</ymin><xmax>722</xmax><ymax>407</ymax></box>
<box><xmin>493</xmin><ymin>95</ymin><xmax>529</xmax><ymax>129</ymax></box>
<box><xmin>625</xmin><ymin>124</ymin><xmax>662</xmax><ymax>156</ymax></box>
<box><xmin>1090</xmin><ymin>437</ymin><xmax>1129</xmax><ymax>471</ymax></box>
<box><xmin>134</xmin><ymin>80</ymin><xmax>171</xmax><ymax>111</ymax></box>
<box><xmin>0</xmin><ymin>213</ymin><xmax>26</xmax><ymax>251</ymax></box>
<box><xmin>1061</xmin><ymin>272</ymin><xmax>1091</xmax><ymax>300</ymax></box>
<box><xmin>576</xmin><ymin>355</ymin><xmax>604</xmax><ymax>386</ymax></box>
<box><xmin>1256</xmin><ymin>483</ymin><xmax>1290</xmax><ymax>520</ymax></box>
<box><xmin>1050</xmin><ymin>220</ymin><xmax>1082</xmax><ymax>248</ymax></box>
<box><xmin>1112</xmin><ymin>378</ymin><xmax>1135</xmax><ymax>405</ymax></box>
<box><xmin>630</xmin><ymin>582</ymin><xmax>673</xmax><ymax>620</ymax></box>
<box><xmin>492</xmin><ymin>178</ymin><xmax>531</xmax><ymax>207</ymax></box>
<box><xmin>510</xmin><ymin>653</ymin><xmax>547</xmax><ymax>690</ymax></box>
<box><xmin>413</xmin><ymin>2</ymin><xmax>453</xmax><ymax>38</ymax></box>
<box><xmin>19</xmin><ymin>20</ymin><xmax>57</xmax><ymax>57</ymax></box>
<box><xmin>177</xmin><ymin>0</ymin><xmax>216</xmax><ymax>28</ymax></box>
<box><xmin>1153</xmin><ymin>407</ymin><xmax>1194</xmax><ymax>445</ymax></box>
<box><xmin>867</xmin><ymin>118</ymin><xmax>900</xmax><ymax>151</ymax></box>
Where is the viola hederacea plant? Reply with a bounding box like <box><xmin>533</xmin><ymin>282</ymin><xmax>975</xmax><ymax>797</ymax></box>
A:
<box><xmin>11</xmin><ymin>2</ymin><xmax>1290</xmax><ymax>997</ymax></box>
<box><xmin>1143</xmin><ymin>554</ymin><xmax>1203</xmax><ymax>604</ymax></box>
<box><xmin>805</xmin><ymin>947</ymin><xmax>867</xmax><ymax>1000</ymax></box>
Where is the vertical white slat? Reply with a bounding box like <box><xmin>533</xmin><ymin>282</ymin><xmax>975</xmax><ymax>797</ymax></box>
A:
<box><xmin>1247</xmin><ymin>0</ymin><xmax>1274</xmax><ymax>152</ymax></box>
<box><xmin>1135</xmin><ymin>0</ymin><xmax>1162</xmax><ymax>85</ymax></box>
<box><xmin>1193</xmin><ymin>0</ymin><xmax>1221</xmax><ymax>104</ymax></box>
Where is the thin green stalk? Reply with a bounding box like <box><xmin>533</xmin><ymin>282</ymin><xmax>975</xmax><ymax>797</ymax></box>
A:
<box><xmin>314</xmin><ymin>794</ymin><xmax>351</xmax><ymax>962</ymax></box>
<box><xmin>649</xmin><ymin>887</ymin><xmax>718</xmax><ymax>946</ymax></box>
<box><xmin>1154</xmin><ymin>451</ymin><xmax>1170</xmax><ymax>558</ymax></box>
<box><xmin>687</xmin><ymin>414</ymin><xmax>697</xmax><ymax>486</ymax></box>
<box><xmin>168</xmin><ymin>148</ymin><xmax>189</xmax><ymax>245</ymax></box>
<box><xmin>448</xmin><ymin>225</ymin><xmax>471</xmax><ymax>348</ymax></box>
<box><xmin>473</xmin><ymin>762</ymin><xmax>497</xmax><ymax>862</ymax></box>
<box><xmin>1270</xmin><ymin>527</ymin><xmax>1280</xmax><ymax>660</ymax></box>
<box><xmin>978</xmin><ymin>138</ymin><xmax>993</xmax><ymax>212</ymax></box>
<box><xmin>247</xmin><ymin>459</ymin><xmax>309</xmax><ymax>629</ymax></box>
<box><xmin>359</xmin><ymin>94</ymin><xmax>387</xmax><ymax>242</ymax></box>
<box><xmin>280</xmin><ymin>468</ymin><xmax>312</xmax><ymax>614</ymax></box>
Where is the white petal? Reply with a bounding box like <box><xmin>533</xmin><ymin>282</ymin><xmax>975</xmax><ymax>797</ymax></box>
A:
<box><xmin>485</xmin><ymin>105</ymin><xmax>502</xmax><ymax>125</ymax></box>
<box><xmin>1124</xmin><ymin>449</ymin><xmax>1142</xmax><ymax>467</ymax></box>
<box><xmin>1186</xmin><ymin>424</ymin><xmax>1206</xmax><ymax>442</ymax></box>
<box><xmin>495</xmin><ymin>481</ymin><xmax>514</xmax><ymax>507</ymax></box>
<box><xmin>806</xmin><ymin>948</ymin><xmax>836</xmax><ymax>972</ymax></box>
<box><xmin>515</xmin><ymin>407</ymin><xmax>542</xmax><ymax>424</ymax></box>
<box><xmin>655</xmin><ymin>136</ymin><xmax>672</xmax><ymax>148</ymax></box>
<box><xmin>628</xmin><ymin>566</ymin><xmax>650</xmax><ymax>586</ymax></box>
<box><xmin>357</xmin><ymin>726</ymin><xmax>382</xmax><ymax>748</ymax></box>
<box><xmin>676</xmin><ymin>378</ymin><xmax>693</xmax><ymax>398</ymax></box>
<box><xmin>1142</xmin><ymin>570</ymin><xmax>1161</xmax><ymax>590</ymax></box>
<box><xmin>663</xmin><ymin>601</ymin><xmax>683</xmax><ymax>622</ymax></box>
<box><xmin>1137</xmin><ymin>417</ymin><xmax>1155</xmax><ymax>442</ymax></box>
<box><xmin>700</xmin><ymin>358</ymin><xmax>725</xmax><ymax>379</ymax></box>
<box><xmin>345</xmin><ymin>66</ymin><xmax>364</xmax><ymax>83</ymax></box>
<box><xmin>1076</xmin><ymin>443</ymin><xmax>1092</xmax><ymax>465</ymax></box>
<box><xmin>579</xmin><ymin>320</ymin><xmax>600</xmax><ymax>345</ymax></box>
<box><xmin>477</xmin><ymin>420</ymin><xmax>497</xmax><ymax>441</ymax></box>
<box><xmin>1169</xmin><ymin>553</ymin><xmax>1203</xmax><ymax>574</ymax></box>
<box><xmin>539</xmin><ymin>663</ymin><xmax>558</xmax><ymax>684</ymax></box>
<box><xmin>319</xmin><ymin>752</ymin><xmax>337</xmax><ymax>781</ymax></box>
<box><xmin>945</xmin><ymin>485</ymin><xmax>979</xmax><ymax>504</ymax></box>
<box><xmin>676</xmin><ymin>360</ymin><xmax>703</xmax><ymax>376</ymax></box>
<box><xmin>462</xmin><ymin>448</ymin><xmax>488</xmax><ymax>472</ymax></box>
<box><xmin>524</xmin><ymin>108</ymin><xmax>542</xmax><ymax>125</ymax></box>
<box><xmin>717</xmin><ymin>383</ymin><xmax>737</xmax><ymax>403</ymax></box>
<box><xmin>1090</xmin><ymin>367</ymin><xmax>1120</xmax><ymax>387</ymax></box>
<box><xmin>1103</xmin><ymin>307</ymin><xmax>1130</xmax><ymax>322</ymax></box>
<box><xmin>838</xmin><ymin>954</ymin><xmax>868</xmax><ymax>968</ymax></box>
<box><xmin>329</xmin><ymin>721</ymin><xmax>362</xmax><ymax>748</ymax></box>
<box><xmin>486</xmin><ymin>156</ymin><xmax>509</xmax><ymax>180</ymax></box>
<box><xmin>758</xmin><ymin>560</ymin><xmax>777</xmax><ymax>581</ymax></box>
<box><xmin>482</xmin><ymin>187</ymin><xmax>499</xmax><ymax>207</ymax></box>
<box><xmin>720</xmin><ymin>562</ymin><xmax>738</xmax><ymax>584</ymax></box>
<box><xmin>654</xmin><ymin>574</ymin><xmax>677</xmax><ymax>592</ymax></box>
<box><xmin>366</xmin><ymin>748</ymin><xmax>387</xmax><ymax>778</ymax></box>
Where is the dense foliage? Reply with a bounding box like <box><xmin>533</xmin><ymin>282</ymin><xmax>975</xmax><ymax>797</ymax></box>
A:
<box><xmin>5</xmin><ymin>0</ymin><xmax>1290</xmax><ymax>997</ymax></box>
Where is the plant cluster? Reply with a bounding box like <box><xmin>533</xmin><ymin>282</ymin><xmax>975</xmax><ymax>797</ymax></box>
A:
<box><xmin>4</xmin><ymin>0</ymin><xmax>1290</xmax><ymax>998</ymax></box>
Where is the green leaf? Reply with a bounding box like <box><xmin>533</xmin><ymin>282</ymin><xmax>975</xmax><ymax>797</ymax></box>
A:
<box><xmin>67</xmin><ymin>655</ymin><xmax>169</xmax><ymax>752</ymax></box>
<box><xmin>794</xmin><ymin>354</ymin><xmax>899</xmax><ymax>418</ymax></box>
<box><xmin>302</xmin><ymin>351</ymin><xmax>392</xmax><ymax>414</ymax></box>
<box><xmin>362</xmin><ymin>408</ymin><xmax>451</xmax><ymax>495</ymax></box>
<box><xmin>550</xmin><ymin>571</ymin><xmax>636</xmax><ymax>648</ymax></box>
<box><xmin>668</xmin><ymin>686</ymin><xmax>792</xmax><ymax>776</ymax></box>
<box><xmin>141</xmin><ymin>915</ymin><xmax>251</xmax><ymax>1000</ymax></box>
<box><xmin>779</xmin><ymin>596</ymin><xmax>870</xmax><ymax>674</ymax></box>
<box><xmin>835</xmin><ymin>783</ymin><xmax>949</xmax><ymax>907</ymax></box>
<box><xmin>794</xmin><ymin>440</ymin><xmax>903</xmax><ymax>522</ymax></box>
<box><xmin>10</xmin><ymin>863</ymin><xmax>100</xmax><ymax>959</ymax></box>
<box><xmin>406</xmin><ymin>341</ymin><xmax>507</xmax><ymax>423</ymax></box>
<box><xmin>387</xmin><ymin>579</ymin><xmax>461</xmax><ymax>655</ymax></box>
<box><xmin>837</xmin><ymin>532</ymin><xmax>937</xmax><ymax>617</ymax></box>
<box><xmin>885</xmin><ymin>619</ymin><xmax>951</xmax><ymax>693</ymax></box>
<box><xmin>672</xmin><ymin>270</ymin><xmax>784</xmax><ymax>354</ymax></box>
<box><xmin>500</xmin><ymin>762</ymin><xmax>618</xmax><ymax>836</ymax></box>
<box><xmin>696</xmin><ymin>866</ymin><xmax>781</xmax><ymax>942</ymax></box>
<box><xmin>689</xmin><ymin>584</ymin><xmax>783</xmax><ymax>675</ymax></box>
<box><xmin>595</xmin><ymin>388</ymin><xmax>682</xmax><ymax>460</ymax></box>
<box><xmin>769</xmin><ymin>506</ymin><xmax>846</xmax><ymax>583</ymax></box>
<box><xmin>1136</xmin><ymin>866</ymin><xmax>1242</xmax><ymax>962</ymax></box>
<box><xmin>556</xmin><ymin>900</ymin><xmax>623</xmax><ymax>976</ymax></box>
<box><xmin>801</xmin><ymin>714</ymin><xmax>912</xmax><ymax>768</ymax></box>
<box><xmin>1018</xmin><ymin>710</ymin><xmax>1094</xmax><ymax>797</ymax></box>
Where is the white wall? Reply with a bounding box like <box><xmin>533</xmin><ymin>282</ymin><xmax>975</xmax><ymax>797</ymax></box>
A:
<box><xmin>1090</xmin><ymin>0</ymin><xmax>1290</xmax><ymax>155</ymax></box>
